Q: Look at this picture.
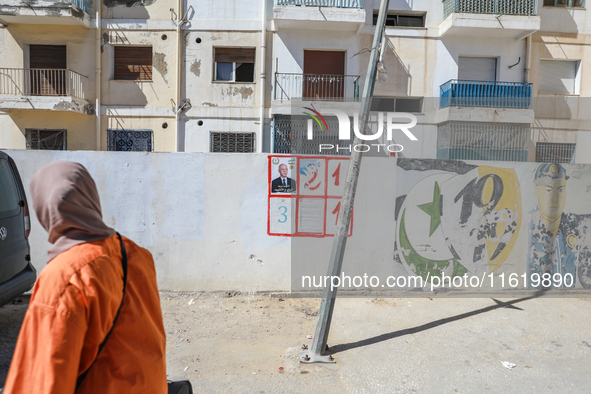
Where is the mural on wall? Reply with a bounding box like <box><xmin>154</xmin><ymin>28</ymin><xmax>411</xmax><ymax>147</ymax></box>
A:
<box><xmin>527</xmin><ymin>163</ymin><xmax>591</xmax><ymax>289</ymax></box>
<box><xmin>394</xmin><ymin>159</ymin><xmax>591</xmax><ymax>291</ymax></box>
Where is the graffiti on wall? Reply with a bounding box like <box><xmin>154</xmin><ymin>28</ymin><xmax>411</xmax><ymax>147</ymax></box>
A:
<box><xmin>395</xmin><ymin>159</ymin><xmax>591</xmax><ymax>291</ymax></box>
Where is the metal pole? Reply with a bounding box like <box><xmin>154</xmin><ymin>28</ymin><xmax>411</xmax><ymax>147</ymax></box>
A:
<box><xmin>301</xmin><ymin>0</ymin><xmax>391</xmax><ymax>364</ymax></box>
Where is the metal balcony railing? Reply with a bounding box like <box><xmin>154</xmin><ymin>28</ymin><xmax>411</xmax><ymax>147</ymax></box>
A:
<box><xmin>276</xmin><ymin>0</ymin><xmax>364</xmax><ymax>8</ymax></box>
<box><xmin>0</xmin><ymin>68</ymin><xmax>88</xmax><ymax>100</ymax></box>
<box><xmin>440</xmin><ymin>79</ymin><xmax>532</xmax><ymax>109</ymax></box>
<box><xmin>27</xmin><ymin>0</ymin><xmax>89</xmax><ymax>12</ymax></box>
<box><xmin>443</xmin><ymin>0</ymin><xmax>537</xmax><ymax>19</ymax></box>
<box><xmin>274</xmin><ymin>73</ymin><xmax>360</xmax><ymax>101</ymax></box>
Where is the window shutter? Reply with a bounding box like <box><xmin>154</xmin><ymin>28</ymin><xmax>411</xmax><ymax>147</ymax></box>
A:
<box><xmin>215</xmin><ymin>48</ymin><xmax>255</xmax><ymax>64</ymax></box>
<box><xmin>458</xmin><ymin>57</ymin><xmax>497</xmax><ymax>82</ymax></box>
<box><xmin>539</xmin><ymin>60</ymin><xmax>576</xmax><ymax>95</ymax></box>
<box><xmin>114</xmin><ymin>47</ymin><xmax>152</xmax><ymax>81</ymax></box>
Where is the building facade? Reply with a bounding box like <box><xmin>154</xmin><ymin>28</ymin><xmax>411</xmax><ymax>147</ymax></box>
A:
<box><xmin>0</xmin><ymin>0</ymin><xmax>589</xmax><ymax>164</ymax></box>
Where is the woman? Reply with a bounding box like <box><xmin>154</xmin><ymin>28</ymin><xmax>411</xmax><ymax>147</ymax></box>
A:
<box><xmin>3</xmin><ymin>161</ymin><xmax>167</xmax><ymax>393</ymax></box>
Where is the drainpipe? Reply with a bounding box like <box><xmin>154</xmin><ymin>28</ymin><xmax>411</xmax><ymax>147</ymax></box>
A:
<box><xmin>524</xmin><ymin>35</ymin><xmax>531</xmax><ymax>83</ymax></box>
<box><xmin>258</xmin><ymin>0</ymin><xmax>267</xmax><ymax>153</ymax></box>
<box><xmin>175</xmin><ymin>0</ymin><xmax>183</xmax><ymax>152</ymax></box>
<box><xmin>96</xmin><ymin>2</ymin><xmax>102</xmax><ymax>150</ymax></box>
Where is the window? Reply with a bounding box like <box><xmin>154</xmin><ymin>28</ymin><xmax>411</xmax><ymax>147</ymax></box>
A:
<box><xmin>458</xmin><ymin>57</ymin><xmax>497</xmax><ymax>82</ymax></box>
<box><xmin>114</xmin><ymin>46</ymin><xmax>152</xmax><ymax>81</ymax></box>
<box><xmin>273</xmin><ymin>115</ymin><xmax>352</xmax><ymax>156</ymax></box>
<box><xmin>210</xmin><ymin>132</ymin><xmax>255</xmax><ymax>153</ymax></box>
<box><xmin>535</xmin><ymin>142</ymin><xmax>576</xmax><ymax>163</ymax></box>
<box><xmin>108</xmin><ymin>129</ymin><xmax>153</xmax><ymax>152</ymax></box>
<box><xmin>539</xmin><ymin>60</ymin><xmax>579</xmax><ymax>95</ymax></box>
<box><xmin>437</xmin><ymin>122</ymin><xmax>529</xmax><ymax>162</ymax></box>
<box><xmin>372</xmin><ymin>12</ymin><xmax>425</xmax><ymax>27</ymax></box>
<box><xmin>0</xmin><ymin>159</ymin><xmax>21</xmax><ymax>219</ymax></box>
<box><xmin>371</xmin><ymin>97</ymin><xmax>423</xmax><ymax>113</ymax></box>
<box><xmin>543</xmin><ymin>0</ymin><xmax>585</xmax><ymax>7</ymax></box>
<box><xmin>26</xmin><ymin>129</ymin><xmax>66</xmax><ymax>150</ymax></box>
<box><xmin>214</xmin><ymin>48</ymin><xmax>255</xmax><ymax>82</ymax></box>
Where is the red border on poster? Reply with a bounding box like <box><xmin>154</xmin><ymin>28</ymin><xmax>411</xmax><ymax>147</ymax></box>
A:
<box><xmin>267</xmin><ymin>155</ymin><xmax>354</xmax><ymax>238</ymax></box>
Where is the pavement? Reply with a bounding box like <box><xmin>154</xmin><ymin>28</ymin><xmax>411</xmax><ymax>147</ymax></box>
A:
<box><xmin>2</xmin><ymin>292</ymin><xmax>591</xmax><ymax>393</ymax></box>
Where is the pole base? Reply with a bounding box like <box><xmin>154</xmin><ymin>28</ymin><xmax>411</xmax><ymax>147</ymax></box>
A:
<box><xmin>299</xmin><ymin>346</ymin><xmax>336</xmax><ymax>364</ymax></box>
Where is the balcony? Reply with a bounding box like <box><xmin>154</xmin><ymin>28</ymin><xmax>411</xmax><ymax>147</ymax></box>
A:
<box><xmin>274</xmin><ymin>72</ymin><xmax>360</xmax><ymax>102</ymax></box>
<box><xmin>273</xmin><ymin>0</ymin><xmax>365</xmax><ymax>31</ymax></box>
<box><xmin>440</xmin><ymin>0</ymin><xmax>540</xmax><ymax>39</ymax></box>
<box><xmin>0</xmin><ymin>0</ymin><xmax>90</xmax><ymax>28</ymax></box>
<box><xmin>0</xmin><ymin>68</ymin><xmax>92</xmax><ymax>114</ymax></box>
<box><xmin>437</xmin><ymin>79</ymin><xmax>534</xmax><ymax>124</ymax></box>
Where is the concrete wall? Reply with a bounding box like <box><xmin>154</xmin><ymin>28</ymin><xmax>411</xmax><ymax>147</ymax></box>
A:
<box><xmin>6</xmin><ymin>150</ymin><xmax>591</xmax><ymax>293</ymax></box>
<box><xmin>5</xmin><ymin>150</ymin><xmax>400</xmax><ymax>292</ymax></box>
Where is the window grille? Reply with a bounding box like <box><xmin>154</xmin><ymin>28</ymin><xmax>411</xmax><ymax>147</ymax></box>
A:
<box><xmin>437</xmin><ymin>122</ymin><xmax>529</xmax><ymax>162</ymax></box>
<box><xmin>535</xmin><ymin>142</ymin><xmax>576</xmax><ymax>163</ymax></box>
<box><xmin>210</xmin><ymin>132</ymin><xmax>255</xmax><ymax>153</ymax></box>
<box><xmin>107</xmin><ymin>129</ymin><xmax>153</xmax><ymax>152</ymax></box>
<box><xmin>26</xmin><ymin>129</ymin><xmax>67</xmax><ymax>150</ymax></box>
<box><xmin>273</xmin><ymin>115</ymin><xmax>353</xmax><ymax>156</ymax></box>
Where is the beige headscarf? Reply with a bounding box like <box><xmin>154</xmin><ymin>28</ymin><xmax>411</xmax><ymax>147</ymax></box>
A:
<box><xmin>30</xmin><ymin>161</ymin><xmax>115</xmax><ymax>261</ymax></box>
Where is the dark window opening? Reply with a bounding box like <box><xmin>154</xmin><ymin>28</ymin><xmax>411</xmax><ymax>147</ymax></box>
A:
<box><xmin>26</xmin><ymin>129</ymin><xmax>67</xmax><ymax>150</ymax></box>
<box><xmin>372</xmin><ymin>12</ymin><xmax>425</xmax><ymax>27</ymax></box>
<box><xmin>544</xmin><ymin>0</ymin><xmax>585</xmax><ymax>7</ymax></box>
<box><xmin>214</xmin><ymin>48</ymin><xmax>255</xmax><ymax>82</ymax></box>
<box><xmin>371</xmin><ymin>97</ymin><xmax>422</xmax><ymax>113</ymax></box>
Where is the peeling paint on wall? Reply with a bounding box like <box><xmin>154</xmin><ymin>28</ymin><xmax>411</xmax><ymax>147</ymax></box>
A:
<box><xmin>153</xmin><ymin>52</ymin><xmax>168</xmax><ymax>83</ymax></box>
<box><xmin>234</xmin><ymin>87</ymin><xmax>253</xmax><ymax>100</ymax></box>
<box><xmin>202</xmin><ymin>102</ymin><xmax>218</xmax><ymax>107</ymax></box>
<box><xmin>103</xmin><ymin>0</ymin><xmax>156</xmax><ymax>8</ymax></box>
<box><xmin>71</xmin><ymin>6</ymin><xmax>85</xmax><ymax>20</ymax></box>
<box><xmin>190</xmin><ymin>60</ymin><xmax>201</xmax><ymax>77</ymax></box>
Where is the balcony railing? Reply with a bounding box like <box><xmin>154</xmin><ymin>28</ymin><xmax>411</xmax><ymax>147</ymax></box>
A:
<box><xmin>276</xmin><ymin>0</ymin><xmax>363</xmax><ymax>8</ymax></box>
<box><xmin>443</xmin><ymin>0</ymin><xmax>537</xmax><ymax>19</ymax></box>
<box><xmin>440</xmin><ymin>79</ymin><xmax>532</xmax><ymax>109</ymax></box>
<box><xmin>0</xmin><ymin>68</ymin><xmax>88</xmax><ymax>100</ymax></box>
<box><xmin>274</xmin><ymin>73</ymin><xmax>360</xmax><ymax>101</ymax></box>
<box><xmin>20</xmin><ymin>0</ymin><xmax>89</xmax><ymax>12</ymax></box>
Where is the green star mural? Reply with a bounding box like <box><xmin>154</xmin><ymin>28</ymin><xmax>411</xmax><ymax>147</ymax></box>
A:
<box><xmin>417</xmin><ymin>181</ymin><xmax>441</xmax><ymax>237</ymax></box>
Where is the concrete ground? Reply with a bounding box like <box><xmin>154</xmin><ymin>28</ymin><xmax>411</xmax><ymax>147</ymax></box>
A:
<box><xmin>2</xmin><ymin>293</ymin><xmax>591</xmax><ymax>393</ymax></box>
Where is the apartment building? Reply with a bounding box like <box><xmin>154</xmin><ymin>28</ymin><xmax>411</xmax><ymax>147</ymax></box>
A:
<box><xmin>0</xmin><ymin>0</ymin><xmax>589</xmax><ymax>164</ymax></box>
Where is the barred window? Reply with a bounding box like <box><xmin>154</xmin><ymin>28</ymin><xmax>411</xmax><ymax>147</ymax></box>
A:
<box><xmin>210</xmin><ymin>132</ymin><xmax>255</xmax><ymax>153</ymax></box>
<box><xmin>273</xmin><ymin>115</ymin><xmax>353</xmax><ymax>156</ymax></box>
<box><xmin>108</xmin><ymin>129</ymin><xmax>153</xmax><ymax>152</ymax></box>
<box><xmin>535</xmin><ymin>142</ymin><xmax>576</xmax><ymax>163</ymax></box>
<box><xmin>26</xmin><ymin>129</ymin><xmax>67</xmax><ymax>150</ymax></box>
<box><xmin>437</xmin><ymin>121</ymin><xmax>529</xmax><ymax>162</ymax></box>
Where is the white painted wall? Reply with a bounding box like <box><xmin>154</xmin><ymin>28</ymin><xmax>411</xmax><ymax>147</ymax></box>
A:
<box><xmin>5</xmin><ymin>150</ymin><xmax>398</xmax><ymax>292</ymax></box>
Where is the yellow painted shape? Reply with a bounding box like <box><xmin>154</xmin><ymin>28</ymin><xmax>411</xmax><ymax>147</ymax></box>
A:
<box><xmin>478</xmin><ymin>166</ymin><xmax>522</xmax><ymax>273</ymax></box>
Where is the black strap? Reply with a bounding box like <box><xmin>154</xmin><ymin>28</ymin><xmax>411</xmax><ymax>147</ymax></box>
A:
<box><xmin>76</xmin><ymin>232</ymin><xmax>128</xmax><ymax>390</ymax></box>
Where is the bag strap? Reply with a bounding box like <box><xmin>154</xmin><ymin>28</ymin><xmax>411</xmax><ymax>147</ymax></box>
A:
<box><xmin>76</xmin><ymin>232</ymin><xmax>128</xmax><ymax>391</ymax></box>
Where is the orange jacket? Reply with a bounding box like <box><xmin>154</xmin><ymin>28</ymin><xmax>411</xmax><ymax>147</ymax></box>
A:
<box><xmin>4</xmin><ymin>235</ymin><xmax>167</xmax><ymax>394</ymax></box>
